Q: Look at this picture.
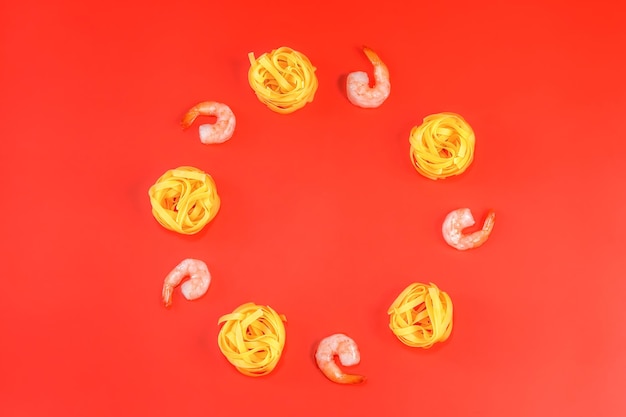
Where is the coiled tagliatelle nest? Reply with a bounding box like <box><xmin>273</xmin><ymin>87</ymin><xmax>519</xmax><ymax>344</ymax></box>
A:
<box><xmin>217</xmin><ymin>302</ymin><xmax>287</xmax><ymax>377</ymax></box>
<box><xmin>248</xmin><ymin>46</ymin><xmax>318</xmax><ymax>114</ymax></box>
<box><xmin>409</xmin><ymin>112</ymin><xmax>475</xmax><ymax>180</ymax></box>
<box><xmin>388</xmin><ymin>282</ymin><xmax>453</xmax><ymax>348</ymax></box>
<box><xmin>148</xmin><ymin>166</ymin><xmax>220</xmax><ymax>235</ymax></box>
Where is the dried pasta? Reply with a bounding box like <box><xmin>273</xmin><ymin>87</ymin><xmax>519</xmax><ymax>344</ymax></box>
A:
<box><xmin>248</xmin><ymin>46</ymin><xmax>318</xmax><ymax>114</ymax></box>
<box><xmin>148</xmin><ymin>166</ymin><xmax>220</xmax><ymax>235</ymax></box>
<box><xmin>218</xmin><ymin>302</ymin><xmax>287</xmax><ymax>377</ymax></box>
<box><xmin>409</xmin><ymin>112</ymin><xmax>475</xmax><ymax>180</ymax></box>
<box><xmin>387</xmin><ymin>282</ymin><xmax>453</xmax><ymax>348</ymax></box>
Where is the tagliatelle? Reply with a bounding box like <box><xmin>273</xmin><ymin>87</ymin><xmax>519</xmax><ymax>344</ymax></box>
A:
<box><xmin>409</xmin><ymin>112</ymin><xmax>475</xmax><ymax>180</ymax></box>
<box><xmin>248</xmin><ymin>46</ymin><xmax>318</xmax><ymax>114</ymax></box>
<box><xmin>218</xmin><ymin>302</ymin><xmax>287</xmax><ymax>377</ymax></box>
<box><xmin>387</xmin><ymin>282</ymin><xmax>453</xmax><ymax>348</ymax></box>
<box><xmin>148</xmin><ymin>166</ymin><xmax>220</xmax><ymax>235</ymax></box>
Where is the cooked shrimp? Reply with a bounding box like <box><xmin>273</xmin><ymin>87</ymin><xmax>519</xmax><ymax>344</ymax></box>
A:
<box><xmin>442</xmin><ymin>208</ymin><xmax>496</xmax><ymax>251</ymax></box>
<box><xmin>315</xmin><ymin>333</ymin><xmax>365</xmax><ymax>384</ymax></box>
<box><xmin>162</xmin><ymin>258</ymin><xmax>211</xmax><ymax>307</ymax></box>
<box><xmin>346</xmin><ymin>46</ymin><xmax>390</xmax><ymax>108</ymax></box>
<box><xmin>181</xmin><ymin>101</ymin><xmax>236</xmax><ymax>144</ymax></box>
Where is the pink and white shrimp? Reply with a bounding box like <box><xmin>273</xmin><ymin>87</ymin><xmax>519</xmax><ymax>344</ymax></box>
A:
<box><xmin>162</xmin><ymin>258</ymin><xmax>211</xmax><ymax>307</ymax></box>
<box><xmin>442</xmin><ymin>208</ymin><xmax>496</xmax><ymax>251</ymax></box>
<box><xmin>315</xmin><ymin>333</ymin><xmax>366</xmax><ymax>384</ymax></box>
<box><xmin>181</xmin><ymin>101</ymin><xmax>236</xmax><ymax>144</ymax></box>
<box><xmin>346</xmin><ymin>46</ymin><xmax>390</xmax><ymax>108</ymax></box>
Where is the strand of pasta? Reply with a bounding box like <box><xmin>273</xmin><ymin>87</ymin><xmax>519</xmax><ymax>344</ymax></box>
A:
<box><xmin>387</xmin><ymin>282</ymin><xmax>453</xmax><ymax>348</ymax></box>
<box><xmin>218</xmin><ymin>302</ymin><xmax>287</xmax><ymax>377</ymax></box>
<box><xmin>248</xmin><ymin>46</ymin><xmax>318</xmax><ymax>114</ymax></box>
<box><xmin>148</xmin><ymin>166</ymin><xmax>220</xmax><ymax>235</ymax></box>
<box><xmin>409</xmin><ymin>112</ymin><xmax>475</xmax><ymax>180</ymax></box>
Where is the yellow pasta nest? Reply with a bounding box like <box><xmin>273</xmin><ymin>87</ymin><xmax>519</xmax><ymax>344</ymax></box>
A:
<box><xmin>409</xmin><ymin>112</ymin><xmax>475</xmax><ymax>180</ymax></box>
<box><xmin>248</xmin><ymin>46</ymin><xmax>318</xmax><ymax>114</ymax></box>
<box><xmin>387</xmin><ymin>282</ymin><xmax>453</xmax><ymax>348</ymax></box>
<box><xmin>218</xmin><ymin>302</ymin><xmax>287</xmax><ymax>377</ymax></box>
<box><xmin>148</xmin><ymin>166</ymin><xmax>220</xmax><ymax>235</ymax></box>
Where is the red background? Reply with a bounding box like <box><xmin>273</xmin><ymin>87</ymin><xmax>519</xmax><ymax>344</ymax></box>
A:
<box><xmin>2</xmin><ymin>0</ymin><xmax>625</xmax><ymax>416</ymax></box>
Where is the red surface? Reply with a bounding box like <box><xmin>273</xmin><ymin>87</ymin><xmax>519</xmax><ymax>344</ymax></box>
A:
<box><xmin>2</xmin><ymin>0</ymin><xmax>625</xmax><ymax>416</ymax></box>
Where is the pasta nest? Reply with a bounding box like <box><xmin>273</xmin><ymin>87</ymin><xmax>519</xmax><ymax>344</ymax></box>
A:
<box><xmin>248</xmin><ymin>46</ymin><xmax>318</xmax><ymax>114</ymax></box>
<box><xmin>388</xmin><ymin>282</ymin><xmax>453</xmax><ymax>348</ymax></box>
<box><xmin>148</xmin><ymin>166</ymin><xmax>220</xmax><ymax>235</ymax></box>
<box><xmin>409</xmin><ymin>112</ymin><xmax>475</xmax><ymax>180</ymax></box>
<box><xmin>218</xmin><ymin>302</ymin><xmax>287</xmax><ymax>377</ymax></box>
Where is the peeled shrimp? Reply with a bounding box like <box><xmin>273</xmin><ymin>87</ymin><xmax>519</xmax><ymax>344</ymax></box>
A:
<box><xmin>181</xmin><ymin>101</ymin><xmax>236</xmax><ymax>144</ymax></box>
<box><xmin>162</xmin><ymin>258</ymin><xmax>211</xmax><ymax>307</ymax></box>
<box><xmin>442</xmin><ymin>208</ymin><xmax>496</xmax><ymax>251</ymax></box>
<box><xmin>346</xmin><ymin>46</ymin><xmax>390</xmax><ymax>108</ymax></box>
<box><xmin>315</xmin><ymin>333</ymin><xmax>365</xmax><ymax>384</ymax></box>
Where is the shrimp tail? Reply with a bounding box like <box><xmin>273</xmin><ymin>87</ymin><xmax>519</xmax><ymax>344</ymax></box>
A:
<box><xmin>181</xmin><ymin>109</ymin><xmax>200</xmax><ymax>130</ymax></box>
<box><xmin>362</xmin><ymin>46</ymin><xmax>382</xmax><ymax>65</ymax></box>
<box><xmin>336</xmin><ymin>373</ymin><xmax>366</xmax><ymax>384</ymax></box>
<box><xmin>483</xmin><ymin>210</ymin><xmax>496</xmax><ymax>233</ymax></box>
<box><xmin>162</xmin><ymin>285</ymin><xmax>174</xmax><ymax>308</ymax></box>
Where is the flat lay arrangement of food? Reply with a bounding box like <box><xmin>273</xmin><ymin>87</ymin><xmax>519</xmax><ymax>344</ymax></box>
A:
<box><xmin>3</xmin><ymin>1</ymin><xmax>624</xmax><ymax>416</ymax></box>
<box><xmin>148</xmin><ymin>45</ymin><xmax>482</xmax><ymax>384</ymax></box>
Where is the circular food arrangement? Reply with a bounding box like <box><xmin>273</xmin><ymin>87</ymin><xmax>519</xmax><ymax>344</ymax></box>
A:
<box><xmin>148</xmin><ymin>45</ymin><xmax>496</xmax><ymax>384</ymax></box>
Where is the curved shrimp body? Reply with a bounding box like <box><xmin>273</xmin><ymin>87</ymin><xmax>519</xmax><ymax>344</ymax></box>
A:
<box><xmin>162</xmin><ymin>258</ymin><xmax>211</xmax><ymax>307</ymax></box>
<box><xmin>346</xmin><ymin>46</ymin><xmax>390</xmax><ymax>108</ymax></box>
<box><xmin>315</xmin><ymin>333</ymin><xmax>365</xmax><ymax>384</ymax></box>
<box><xmin>181</xmin><ymin>101</ymin><xmax>236</xmax><ymax>144</ymax></box>
<box><xmin>442</xmin><ymin>208</ymin><xmax>496</xmax><ymax>251</ymax></box>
